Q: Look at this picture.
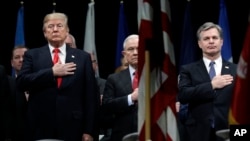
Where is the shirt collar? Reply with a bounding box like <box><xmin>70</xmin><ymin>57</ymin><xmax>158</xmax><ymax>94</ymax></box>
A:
<box><xmin>49</xmin><ymin>43</ymin><xmax>66</xmax><ymax>55</ymax></box>
<box><xmin>203</xmin><ymin>56</ymin><xmax>222</xmax><ymax>68</ymax></box>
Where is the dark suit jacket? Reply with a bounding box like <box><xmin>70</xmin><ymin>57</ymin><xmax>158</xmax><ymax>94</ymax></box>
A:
<box><xmin>102</xmin><ymin>68</ymin><xmax>137</xmax><ymax>141</ymax></box>
<box><xmin>178</xmin><ymin>59</ymin><xmax>237</xmax><ymax>141</ymax></box>
<box><xmin>0</xmin><ymin>65</ymin><xmax>16</xmax><ymax>141</ymax></box>
<box><xmin>8</xmin><ymin>75</ymin><xmax>28</xmax><ymax>141</ymax></box>
<box><xmin>96</xmin><ymin>77</ymin><xmax>106</xmax><ymax>95</ymax></box>
<box><xmin>93</xmin><ymin>77</ymin><xmax>106</xmax><ymax>141</ymax></box>
<box><xmin>16</xmin><ymin>45</ymin><xmax>99</xmax><ymax>141</ymax></box>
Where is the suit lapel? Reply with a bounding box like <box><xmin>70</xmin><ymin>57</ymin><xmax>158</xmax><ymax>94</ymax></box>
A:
<box><xmin>65</xmin><ymin>46</ymin><xmax>76</xmax><ymax>63</ymax></box>
<box><xmin>196</xmin><ymin>59</ymin><xmax>211</xmax><ymax>81</ymax></box>
<box><xmin>221</xmin><ymin>60</ymin><xmax>231</xmax><ymax>75</ymax></box>
<box><xmin>60</xmin><ymin>47</ymin><xmax>76</xmax><ymax>88</ymax></box>
<box><xmin>42</xmin><ymin>46</ymin><xmax>54</xmax><ymax>67</ymax></box>
<box><xmin>121</xmin><ymin>69</ymin><xmax>133</xmax><ymax>93</ymax></box>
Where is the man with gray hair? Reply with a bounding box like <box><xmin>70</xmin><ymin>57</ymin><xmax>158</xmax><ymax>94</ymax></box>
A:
<box><xmin>178</xmin><ymin>22</ymin><xmax>237</xmax><ymax>141</ymax></box>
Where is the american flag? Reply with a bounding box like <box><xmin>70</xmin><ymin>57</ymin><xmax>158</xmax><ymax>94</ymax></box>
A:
<box><xmin>137</xmin><ymin>0</ymin><xmax>180</xmax><ymax>140</ymax></box>
<box><xmin>229</xmin><ymin>16</ymin><xmax>250</xmax><ymax>125</ymax></box>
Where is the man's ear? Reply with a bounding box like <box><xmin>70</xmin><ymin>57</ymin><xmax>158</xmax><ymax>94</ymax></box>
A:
<box><xmin>122</xmin><ymin>51</ymin><xmax>126</xmax><ymax>56</ymax></box>
<box><xmin>43</xmin><ymin>31</ymin><xmax>47</xmax><ymax>39</ymax></box>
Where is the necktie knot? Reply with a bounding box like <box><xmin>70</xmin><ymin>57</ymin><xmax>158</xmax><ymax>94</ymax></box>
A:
<box><xmin>53</xmin><ymin>48</ymin><xmax>60</xmax><ymax>64</ymax></box>
<box><xmin>53</xmin><ymin>48</ymin><xmax>60</xmax><ymax>53</ymax></box>
<box><xmin>209</xmin><ymin>61</ymin><xmax>215</xmax><ymax>67</ymax></box>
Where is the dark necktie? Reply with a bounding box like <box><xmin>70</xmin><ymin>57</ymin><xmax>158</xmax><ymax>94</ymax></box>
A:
<box><xmin>53</xmin><ymin>48</ymin><xmax>62</xmax><ymax>88</ymax></box>
<box><xmin>132</xmin><ymin>71</ymin><xmax>138</xmax><ymax>90</ymax></box>
<box><xmin>209</xmin><ymin>61</ymin><xmax>216</xmax><ymax>79</ymax></box>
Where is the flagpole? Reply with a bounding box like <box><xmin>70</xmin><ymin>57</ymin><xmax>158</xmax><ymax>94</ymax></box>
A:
<box><xmin>145</xmin><ymin>50</ymin><xmax>151</xmax><ymax>141</ymax></box>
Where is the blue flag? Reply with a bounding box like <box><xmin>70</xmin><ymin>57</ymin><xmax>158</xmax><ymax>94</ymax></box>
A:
<box><xmin>178</xmin><ymin>1</ymin><xmax>198</xmax><ymax>124</ymax></box>
<box><xmin>13</xmin><ymin>6</ymin><xmax>25</xmax><ymax>76</ymax></box>
<box><xmin>15</xmin><ymin>6</ymin><xmax>25</xmax><ymax>46</ymax></box>
<box><xmin>115</xmin><ymin>1</ymin><xmax>129</xmax><ymax>69</ymax></box>
<box><xmin>179</xmin><ymin>1</ymin><xmax>197</xmax><ymax>69</ymax></box>
<box><xmin>219</xmin><ymin>0</ymin><xmax>232</xmax><ymax>62</ymax></box>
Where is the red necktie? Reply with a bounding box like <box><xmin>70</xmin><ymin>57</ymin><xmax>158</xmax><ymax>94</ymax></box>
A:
<box><xmin>132</xmin><ymin>71</ymin><xmax>138</xmax><ymax>90</ymax></box>
<box><xmin>53</xmin><ymin>48</ymin><xmax>62</xmax><ymax>88</ymax></box>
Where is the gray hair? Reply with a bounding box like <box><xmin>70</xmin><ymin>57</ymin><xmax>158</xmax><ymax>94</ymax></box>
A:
<box><xmin>123</xmin><ymin>34</ymin><xmax>139</xmax><ymax>49</ymax></box>
<box><xmin>196</xmin><ymin>22</ymin><xmax>223</xmax><ymax>40</ymax></box>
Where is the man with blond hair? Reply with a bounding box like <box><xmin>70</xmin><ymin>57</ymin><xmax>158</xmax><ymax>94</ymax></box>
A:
<box><xmin>17</xmin><ymin>12</ymin><xmax>99</xmax><ymax>141</ymax></box>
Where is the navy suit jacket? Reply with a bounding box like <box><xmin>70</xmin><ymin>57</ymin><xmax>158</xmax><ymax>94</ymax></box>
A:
<box><xmin>178</xmin><ymin>59</ymin><xmax>237</xmax><ymax>141</ymax></box>
<box><xmin>0</xmin><ymin>65</ymin><xmax>16</xmax><ymax>140</ymax></box>
<box><xmin>17</xmin><ymin>45</ymin><xmax>99</xmax><ymax>141</ymax></box>
<box><xmin>102</xmin><ymin>68</ymin><xmax>137</xmax><ymax>141</ymax></box>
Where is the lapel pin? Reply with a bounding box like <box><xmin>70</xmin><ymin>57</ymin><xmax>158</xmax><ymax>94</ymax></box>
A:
<box><xmin>72</xmin><ymin>55</ymin><xmax>75</xmax><ymax>58</ymax></box>
<box><xmin>225</xmin><ymin>66</ymin><xmax>229</xmax><ymax>69</ymax></box>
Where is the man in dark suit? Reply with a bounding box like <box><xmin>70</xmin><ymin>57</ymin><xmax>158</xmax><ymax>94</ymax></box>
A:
<box><xmin>16</xmin><ymin>12</ymin><xmax>98</xmax><ymax>141</ymax></box>
<box><xmin>8</xmin><ymin>45</ymin><xmax>29</xmax><ymax>141</ymax></box>
<box><xmin>178</xmin><ymin>22</ymin><xmax>237</xmax><ymax>141</ymax></box>
<box><xmin>102</xmin><ymin>34</ymin><xmax>139</xmax><ymax>141</ymax></box>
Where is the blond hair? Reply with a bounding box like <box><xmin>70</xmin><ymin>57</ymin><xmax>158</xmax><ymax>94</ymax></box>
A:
<box><xmin>43</xmin><ymin>12</ymin><xmax>69</xmax><ymax>31</ymax></box>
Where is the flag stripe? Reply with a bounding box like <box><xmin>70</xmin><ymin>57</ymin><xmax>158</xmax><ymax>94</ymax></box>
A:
<box><xmin>229</xmin><ymin>19</ymin><xmax>250</xmax><ymax>124</ymax></box>
<box><xmin>138</xmin><ymin>0</ymin><xmax>179</xmax><ymax>140</ymax></box>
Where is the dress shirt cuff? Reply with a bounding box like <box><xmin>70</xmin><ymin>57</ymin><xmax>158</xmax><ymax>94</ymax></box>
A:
<box><xmin>128</xmin><ymin>94</ymin><xmax>134</xmax><ymax>106</ymax></box>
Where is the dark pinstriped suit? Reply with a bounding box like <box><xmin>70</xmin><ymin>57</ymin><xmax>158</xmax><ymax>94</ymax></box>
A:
<box><xmin>178</xmin><ymin>59</ymin><xmax>236</xmax><ymax>141</ymax></box>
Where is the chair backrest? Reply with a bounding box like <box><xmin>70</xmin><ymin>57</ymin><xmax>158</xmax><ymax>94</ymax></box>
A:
<box><xmin>216</xmin><ymin>129</ymin><xmax>230</xmax><ymax>141</ymax></box>
<box><xmin>122</xmin><ymin>132</ymin><xmax>139</xmax><ymax>141</ymax></box>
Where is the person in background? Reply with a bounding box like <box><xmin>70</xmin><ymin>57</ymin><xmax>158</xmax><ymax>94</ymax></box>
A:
<box><xmin>89</xmin><ymin>52</ymin><xmax>108</xmax><ymax>141</ymax></box>
<box><xmin>90</xmin><ymin>52</ymin><xmax>106</xmax><ymax>101</ymax></box>
<box><xmin>0</xmin><ymin>65</ymin><xmax>15</xmax><ymax>141</ymax></box>
<box><xmin>115</xmin><ymin>56</ymin><xmax>128</xmax><ymax>73</ymax></box>
<box><xmin>65</xmin><ymin>33</ymin><xmax>77</xmax><ymax>48</ymax></box>
<box><xmin>178</xmin><ymin>22</ymin><xmax>237</xmax><ymax>141</ymax></box>
<box><xmin>10</xmin><ymin>45</ymin><xmax>29</xmax><ymax>100</ymax></box>
<box><xmin>9</xmin><ymin>45</ymin><xmax>29</xmax><ymax>141</ymax></box>
<box><xmin>11</xmin><ymin>45</ymin><xmax>29</xmax><ymax>77</ymax></box>
<box><xmin>102</xmin><ymin>34</ymin><xmax>139</xmax><ymax>141</ymax></box>
<box><xmin>16</xmin><ymin>12</ymin><xmax>98</xmax><ymax>141</ymax></box>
